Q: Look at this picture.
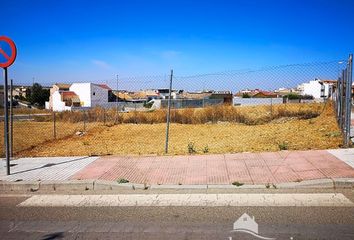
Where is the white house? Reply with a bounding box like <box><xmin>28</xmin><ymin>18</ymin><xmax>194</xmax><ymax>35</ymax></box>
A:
<box><xmin>297</xmin><ymin>78</ymin><xmax>336</xmax><ymax>99</ymax></box>
<box><xmin>48</xmin><ymin>83</ymin><xmax>118</xmax><ymax>112</ymax></box>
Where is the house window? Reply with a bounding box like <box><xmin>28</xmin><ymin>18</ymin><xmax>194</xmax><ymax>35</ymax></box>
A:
<box><xmin>243</xmin><ymin>217</ymin><xmax>247</xmax><ymax>221</ymax></box>
<box><xmin>93</xmin><ymin>92</ymin><xmax>96</xmax><ymax>96</ymax></box>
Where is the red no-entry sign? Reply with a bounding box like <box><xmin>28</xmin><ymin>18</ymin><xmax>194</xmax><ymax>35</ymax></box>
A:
<box><xmin>0</xmin><ymin>36</ymin><xmax>17</xmax><ymax>68</ymax></box>
<box><xmin>1</xmin><ymin>36</ymin><xmax>17</xmax><ymax>176</ymax></box>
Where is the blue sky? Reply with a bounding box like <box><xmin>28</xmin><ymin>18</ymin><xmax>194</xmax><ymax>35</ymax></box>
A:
<box><xmin>1</xmin><ymin>0</ymin><xmax>354</xmax><ymax>88</ymax></box>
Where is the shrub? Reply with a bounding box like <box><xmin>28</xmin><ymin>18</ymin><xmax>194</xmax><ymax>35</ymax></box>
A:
<box><xmin>242</xmin><ymin>93</ymin><xmax>251</xmax><ymax>98</ymax></box>
<box><xmin>203</xmin><ymin>145</ymin><xmax>209</xmax><ymax>153</ymax></box>
<box><xmin>187</xmin><ymin>142</ymin><xmax>197</xmax><ymax>154</ymax></box>
<box><xmin>301</xmin><ymin>94</ymin><xmax>314</xmax><ymax>100</ymax></box>
<box><xmin>285</xmin><ymin>93</ymin><xmax>300</xmax><ymax>100</ymax></box>
<box><xmin>143</xmin><ymin>101</ymin><xmax>153</xmax><ymax>108</ymax></box>
<box><xmin>278</xmin><ymin>141</ymin><xmax>289</xmax><ymax>150</ymax></box>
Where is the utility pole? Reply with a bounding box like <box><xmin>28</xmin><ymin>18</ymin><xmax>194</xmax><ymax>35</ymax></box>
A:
<box><xmin>165</xmin><ymin>69</ymin><xmax>173</xmax><ymax>154</ymax></box>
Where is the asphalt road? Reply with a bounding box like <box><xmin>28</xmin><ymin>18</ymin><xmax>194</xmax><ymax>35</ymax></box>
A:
<box><xmin>0</xmin><ymin>189</ymin><xmax>354</xmax><ymax>240</ymax></box>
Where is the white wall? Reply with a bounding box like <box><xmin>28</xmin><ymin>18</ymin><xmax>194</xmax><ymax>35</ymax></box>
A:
<box><xmin>300</xmin><ymin>80</ymin><xmax>330</xmax><ymax>99</ymax></box>
<box><xmin>91</xmin><ymin>84</ymin><xmax>109</xmax><ymax>107</ymax></box>
<box><xmin>69</xmin><ymin>83</ymin><xmax>92</xmax><ymax>107</ymax></box>
<box><xmin>233</xmin><ymin>97</ymin><xmax>283</xmax><ymax>106</ymax></box>
<box><xmin>301</xmin><ymin>80</ymin><xmax>321</xmax><ymax>99</ymax></box>
<box><xmin>45</xmin><ymin>101</ymin><xmax>50</xmax><ymax>110</ymax></box>
<box><xmin>52</xmin><ymin>91</ymin><xmax>66</xmax><ymax>112</ymax></box>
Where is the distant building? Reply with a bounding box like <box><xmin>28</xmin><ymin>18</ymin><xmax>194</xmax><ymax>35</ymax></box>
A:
<box><xmin>151</xmin><ymin>90</ymin><xmax>232</xmax><ymax>109</ymax></box>
<box><xmin>234</xmin><ymin>89</ymin><xmax>278</xmax><ymax>98</ymax></box>
<box><xmin>47</xmin><ymin>83</ymin><xmax>71</xmax><ymax>110</ymax></box>
<box><xmin>47</xmin><ymin>83</ymin><xmax>120</xmax><ymax>111</ymax></box>
<box><xmin>11</xmin><ymin>86</ymin><xmax>28</xmax><ymax>99</ymax></box>
<box><xmin>297</xmin><ymin>78</ymin><xmax>336</xmax><ymax>99</ymax></box>
<box><xmin>274</xmin><ymin>87</ymin><xmax>298</xmax><ymax>96</ymax></box>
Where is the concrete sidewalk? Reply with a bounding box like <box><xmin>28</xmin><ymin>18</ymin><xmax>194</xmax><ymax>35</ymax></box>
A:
<box><xmin>0</xmin><ymin>156</ymin><xmax>99</xmax><ymax>182</ymax></box>
<box><xmin>2</xmin><ymin>149</ymin><xmax>353</xmax><ymax>186</ymax></box>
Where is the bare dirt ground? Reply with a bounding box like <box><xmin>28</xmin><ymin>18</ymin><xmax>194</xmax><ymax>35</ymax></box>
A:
<box><xmin>13</xmin><ymin>113</ymin><xmax>341</xmax><ymax>157</ymax></box>
<box><xmin>0</xmin><ymin>103</ymin><xmax>343</xmax><ymax>157</ymax></box>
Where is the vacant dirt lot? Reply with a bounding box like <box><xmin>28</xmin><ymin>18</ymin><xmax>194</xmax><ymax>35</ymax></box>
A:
<box><xmin>0</xmin><ymin>121</ymin><xmax>95</xmax><ymax>157</ymax></box>
<box><xmin>13</xmin><ymin>109</ymin><xmax>341</xmax><ymax>157</ymax></box>
<box><xmin>0</xmin><ymin>103</ymin><xmax>343</xmax><ymax>157</ymax></box>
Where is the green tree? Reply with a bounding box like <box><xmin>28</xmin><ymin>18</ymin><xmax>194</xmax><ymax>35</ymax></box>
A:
<box><xmin>242</xmin><ymin>93</ymin><xmax>251</xmax><ymax>98</ymax></box>
<box><xmin>27</xmin><ymin>83</ymin><xmax>50</xmax><ymax>107</ymax></box>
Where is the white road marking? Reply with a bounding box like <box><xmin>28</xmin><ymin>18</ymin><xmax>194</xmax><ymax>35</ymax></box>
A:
<box><xmin>18</xmin><ymin>193</ymin><xmax>354</xmax><ymax>207</ymax></box>
<box><xmin>0</xmin><ymin>157</ymin><xmax>99</xmax><ymax>181</ymax></box>
<box><xmin>327</xmin><ymin>149</ymin><xmax>354</xmax><ymax>168</ymax></box>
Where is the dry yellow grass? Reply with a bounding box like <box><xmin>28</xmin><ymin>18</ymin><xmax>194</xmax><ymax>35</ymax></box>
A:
<box><xmin>14</xmin><ymin>102</ymin><xmax>342</xmax><ymax>157</ymax></box>
<box><xmin>54</xmin><ymin>103</ymin><xmax>324</xmax><ymax>125</ymax></box>
<box><xmin>0</xmin><ymin>121</ymin><xmax>97</xmax><ymax>157</ymax></box>
<box><xmin>0</xmin><ymin>108</ymin><xmax>49</xmax><ymax>115</ymax></box>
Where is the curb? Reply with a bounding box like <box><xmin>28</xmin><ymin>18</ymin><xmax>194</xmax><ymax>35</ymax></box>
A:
<box><xmin>0</xmin><ymin>178</ymin><xmax>353</xmax><ymax>192</ymax></box>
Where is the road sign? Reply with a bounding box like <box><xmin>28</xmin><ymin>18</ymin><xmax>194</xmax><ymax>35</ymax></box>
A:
<box><xmin>1</xmin><ymin>36</ymin><xmax>17</xmax><ymax>176</ymax></box>
<box><xmin>0</xmin><ymin>36</ymin><xmax>17</xmax><ymax>68</ymax></box>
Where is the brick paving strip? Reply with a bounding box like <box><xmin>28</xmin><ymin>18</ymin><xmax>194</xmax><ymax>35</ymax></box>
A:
<box><xmin>71</xmin><ymin>149</ymin><xmax>354</xmax><ymax>185</ymax></box>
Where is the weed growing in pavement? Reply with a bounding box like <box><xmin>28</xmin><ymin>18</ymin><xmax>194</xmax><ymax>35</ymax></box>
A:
<box><xmin>232</xmin><ymin>181</ymin><xmax>244</xmax><ymax>187</ymax></box>
<box><xmin>117</xmin><ymin>178</ymin><xmax>129</xmax><ymax>184</ymax></box>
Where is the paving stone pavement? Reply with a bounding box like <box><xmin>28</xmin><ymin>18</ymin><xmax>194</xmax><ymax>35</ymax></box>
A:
<box><xmin>0</xmin><ymin>156</ymin><xmax>99</xmax><ymax>181</ymax></box>
<box><xmin>72</xmin><ymin>149</ymin><xmax>354</xmax><ymax>185</ymax></box>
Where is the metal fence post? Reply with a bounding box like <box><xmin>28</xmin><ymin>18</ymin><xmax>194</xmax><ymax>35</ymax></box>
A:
<box><xmin>83</xmin><ymin>110</ymin><xmax>87</xmax><ymax>131</ymax></box>
<box><xmin>344</xmin><ymin>54</ymin><xmax>353</xmax><ymax>147</ymax></box>
<box><xmin>9</xmin><ymin>79</ymin><xmax>13</xmax><ymax>158</ymax></box>
<box><xmin>340</xmin><ymin>70</ymin><xmax>345</xmax><ymax>131</ymax></box>
<box><xmin>103</xmin><ymin>108</ymin><xmax>106</xmax><ymax>126</ymax></box>
<box><xmin>53</xmin><ymin>111</ymin><xmax>56</xmax><ymax>139</ymax></box>
<box><xmin>270</xmin><ymin>97</ymin><xmax>273</xmax><ymax>119</ymax></box>
<box><xmin>165</xmin><ymin>69</ymin><xmax>173</xmax><ymax>154</ymax></box>
<box><xmin>336</xmin><ymin>76</ymin><xmax>340</xmax><ymax>122</ymax></box>
<box><xmin>116</xmin><ymin>74</ymin><xmax>119</xmax><ymax>124</ymax></box>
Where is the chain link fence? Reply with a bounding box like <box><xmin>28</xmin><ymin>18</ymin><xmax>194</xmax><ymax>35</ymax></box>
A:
<box><xmin>334</xmin><ymin>54</ymin><xmax>353</xmax><ymax>147</ymax></box>
<box><xmin>1</xmin><ymin>56</ymin><xmax>353</xmax><ymax>158</ymax></box>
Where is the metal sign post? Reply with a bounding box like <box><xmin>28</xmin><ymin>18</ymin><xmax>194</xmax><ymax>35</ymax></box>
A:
<box><xmin>10</xmin><ymin>78</ymin><xmax>14</xmax><ymax>158</ymax></box>
<box><xmin>3</xmin><ymin>68</ymin><xmax>10</xmax><ymax>175</ymax></box>
<box><xmin>0</xmin><ymin>36</ymin><xmax>17</xmax><ymax>175</ymax></box>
